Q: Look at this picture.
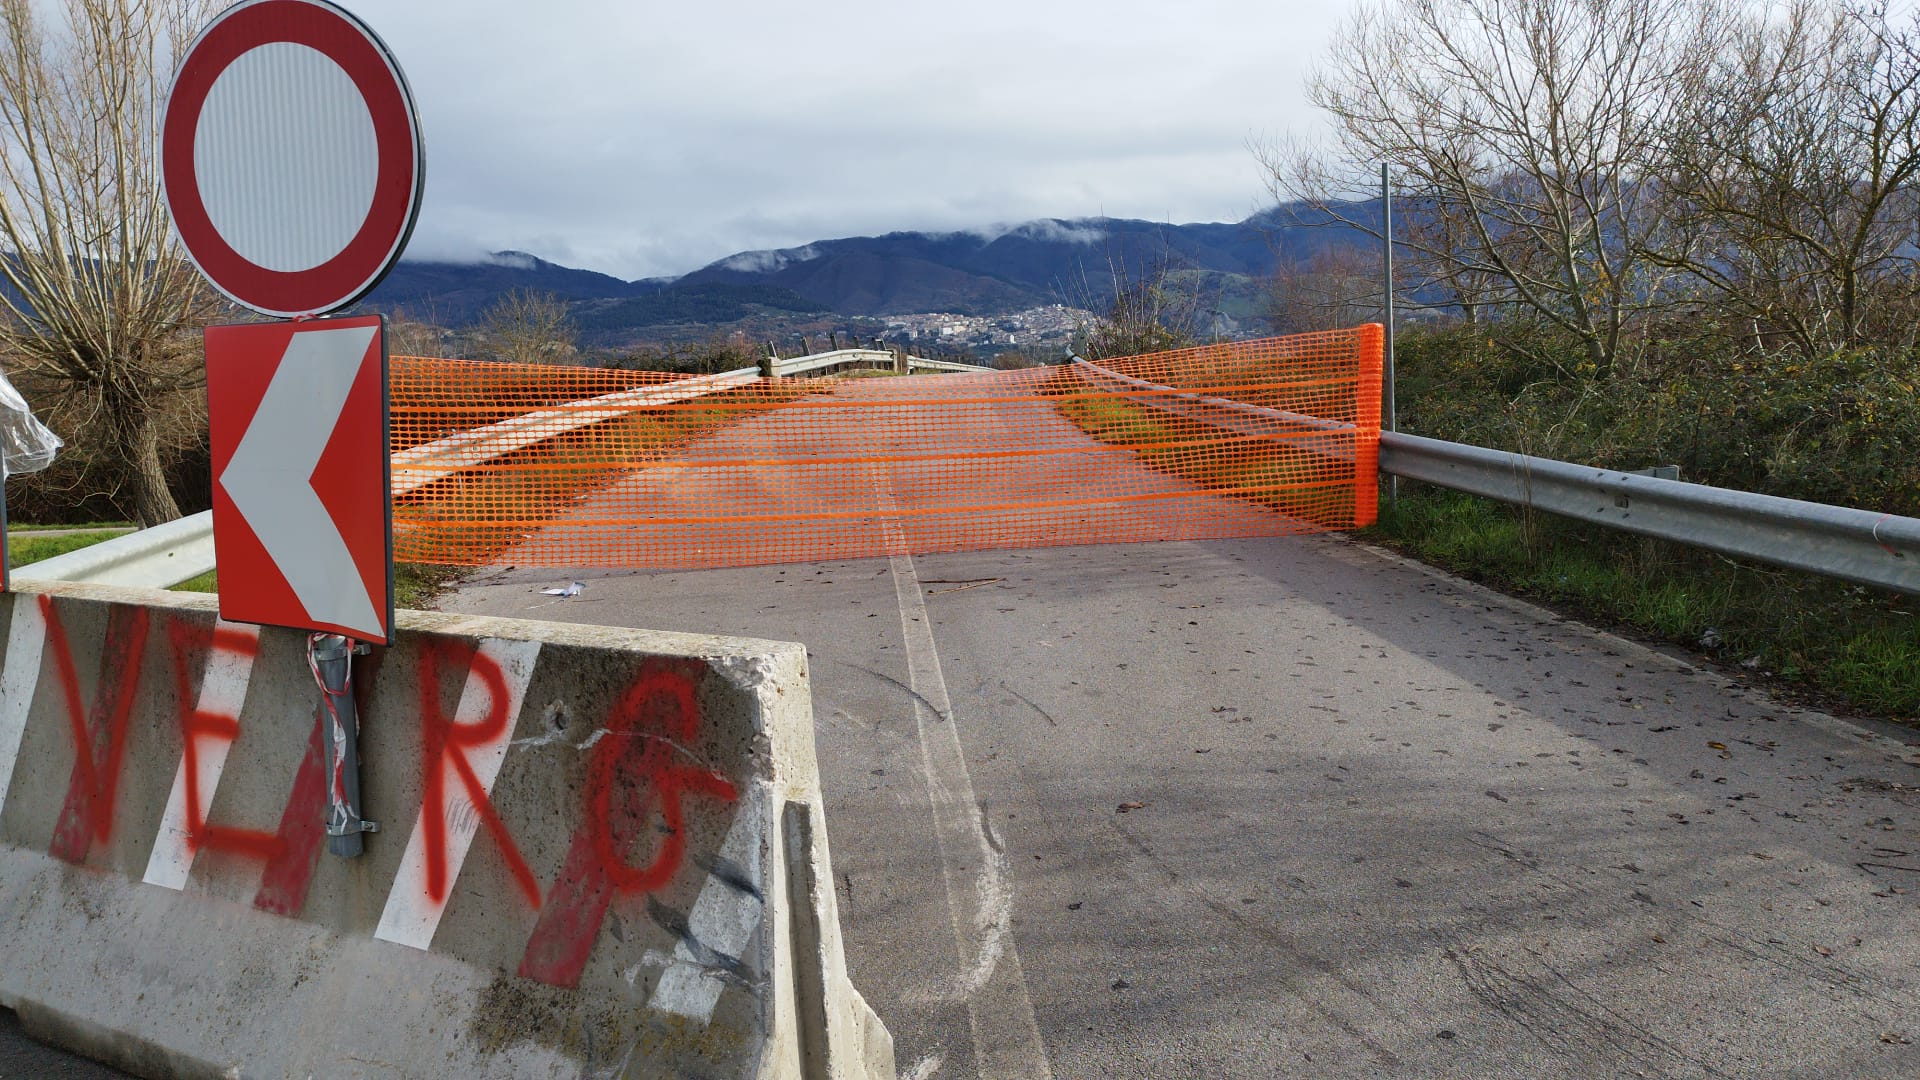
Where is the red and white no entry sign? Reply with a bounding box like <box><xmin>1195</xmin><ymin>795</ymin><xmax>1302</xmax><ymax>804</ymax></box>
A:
<box><xmin>162</xmin><ymin>0</ymin><xmax>423</xmax><ymax>318</ymax></box>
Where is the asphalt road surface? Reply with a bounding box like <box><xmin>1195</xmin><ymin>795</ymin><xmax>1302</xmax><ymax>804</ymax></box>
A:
<box><xmin>448</xmin><ymin>532</ymin><xmax>1920</xmax><ymax>1079</ymax></box>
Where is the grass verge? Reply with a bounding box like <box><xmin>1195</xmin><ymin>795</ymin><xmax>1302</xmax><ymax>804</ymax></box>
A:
<box><xmin>6</xmin><ymin>530</ymin><xmax>130</xmax><ymax>567</ymax></box>
<box><xmin>1363</xmin><ymin>484</ymin><xmax>1920</xmax><ymax>724</ymax></box>
<box><xmin>9</xmin><ymin>532</ymin><xmax>465</xmax><ymax>611</ymax></box>
<box><xmin>6</xmin><ymin>520</ymin><xmax>133</xmax><ymax>532</ymax></box>
<box><xmin>166</xmin><ymin>563</ymin><xmax>464</xmax><ymax>608</ymax></box>
<box><xmin>392</xmin><ymin>563</ymin><xmax>470</xmax><ymax>609</ymax></box>
<box><xmin>170</xmin><ymin>570</ymin><xmax>218</xmax><ymax>594</ymax></box>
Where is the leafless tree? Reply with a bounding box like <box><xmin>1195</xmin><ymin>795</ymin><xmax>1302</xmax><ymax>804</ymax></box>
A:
<box><xmin>0</xmin><ymin>0</ymin><xmax>219</xmax><ymax>525</ymax></box>
<box><xmin>478</xmin><ymin>288</ymin><xmax>578</xmax><ymax>365</ymax></box>
<box><xmin>385</xmin><ymin>304</ymin><xmax>458</xmax><ymax>359</ymax></box>
<box><xmin>1660</xmin><ymin>0</ymin><xmax>1920</xmax><ymax>356</ymax></box>
<box><xmin>1264</xmin><ymin>0</ymin><xmax>1717</xmax><ymax>376</ymax></box>
<box><xmin>1066</xmin><ymin>246</ymin><xmax>1203</xmax><ymax>360</ymax></box>
<box><xmin>1267</xmin><ymin>243</ymin><xmax>1386</xmax><ymax>333</ymax></box>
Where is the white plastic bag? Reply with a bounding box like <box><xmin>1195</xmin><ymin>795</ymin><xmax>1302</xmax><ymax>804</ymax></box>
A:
<box><xmin>0</xmin><ymin>370</ymin><xmax>61</xmax><ymax>481</ymax></box>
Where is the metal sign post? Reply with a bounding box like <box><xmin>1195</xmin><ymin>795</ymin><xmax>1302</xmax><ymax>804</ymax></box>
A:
<box><xmin>311</xmin><ymin>634</ymin><xmax>377</xmax><ymax>856</ymax></box>
<box><xmin>163</xmin><ymin>0</ymin><xmax>423</xmax><ymax>858</ymax></box>
<box><xmin>1382</xmin><ymin>163</ymin><xmax>1398</xmax><ymax>506</ymax></box>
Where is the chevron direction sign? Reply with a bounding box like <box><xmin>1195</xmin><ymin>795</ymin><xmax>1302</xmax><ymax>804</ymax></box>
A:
<box><xmin>205</xmin><ymin>318</ymin><xmax>393</xmax><ymax>643</ymax></box>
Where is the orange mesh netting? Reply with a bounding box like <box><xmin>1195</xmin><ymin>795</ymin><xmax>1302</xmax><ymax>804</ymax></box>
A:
<box><xmin>388</xmin><ymin>325</ymin><xmax>1383</xmax><ymax>569</ymax></box>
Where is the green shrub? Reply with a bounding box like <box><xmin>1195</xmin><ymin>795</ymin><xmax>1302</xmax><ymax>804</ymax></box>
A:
<box><xmin>1396</xmin><ymin>327</ymin><xmax>1920</xmax><ymax>516</ymax></box>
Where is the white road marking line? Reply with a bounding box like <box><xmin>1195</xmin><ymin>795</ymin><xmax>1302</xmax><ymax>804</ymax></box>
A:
<box><xmin>143</xmin><ymin>621</ymin><xmax>261</xmax><ymax>890</ymax></box>
<box><xmin>375</xmin><ymin>638</ymin><xmax>541</xmax><ymax>950</ymax></box>
<box><xmin>0</xmin><ymin>596</ymin><xmax>48</xmax><ymax>811</ymax></box>
<box><xmin>886</xmin><ymin>544</ymin><xmax>1054</xmax><ymax>1080</ymax></box>
<box><xmin>862</xmin><ymin>460</ymin><xmax>1052</xmax><ymax>1078</ymax></box>
<box><xmin>649</xmin><ymin>783</ymin><xmax>768</xmax><ymax>1022</ymax></box>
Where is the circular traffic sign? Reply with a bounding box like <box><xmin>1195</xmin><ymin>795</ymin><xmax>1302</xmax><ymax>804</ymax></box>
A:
<box><xmin>162</xmin><ymin>0</ymin><xmax>423</xmax><ymax>318</ymax></box>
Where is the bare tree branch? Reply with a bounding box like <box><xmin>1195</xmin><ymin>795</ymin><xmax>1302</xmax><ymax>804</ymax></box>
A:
<box><xmin>476</xmin><ymin>288</ymin><xmax>579</xmax><ymax>365</ymax></box>
<box><xmin>1261</xmin><ymin>0</ymin><xmax>1715</xmax><ymax>376</ymax></box>
<box><xmin>0</xmin><ymin>0</ymin><xmax>221</xmax><ymax>525</ymax></box>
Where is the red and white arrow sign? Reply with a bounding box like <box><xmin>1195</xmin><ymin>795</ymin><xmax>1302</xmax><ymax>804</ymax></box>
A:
<box><xmin>206</xmin><ymin>316</ymin><xmax>392</xmax><ymax>642</ymax></box>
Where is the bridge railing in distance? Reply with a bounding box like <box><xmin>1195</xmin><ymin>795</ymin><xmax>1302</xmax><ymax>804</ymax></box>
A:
<box><xmin>390</xmin><ymin>364</ymin><xmax>761</xmax><ymax>494</ymax></box>
<box><xmin>766</xmin><ymin>349</ymin><xmax>896</xmax><ymax>378</ymax></box>
<box><xmin>904</xmin><ymin>356</ymin><xmax>996</xmax><ymax>374</ymax></box>
<box><xmin>387</xmin><ymin>327</ymin><xmax>1386</xmax><ymax>569</ymax></box>
<box><xmin>762</xmin><ymin>349</ymin><xmax>995</xmax><ymax>378</ymax></box>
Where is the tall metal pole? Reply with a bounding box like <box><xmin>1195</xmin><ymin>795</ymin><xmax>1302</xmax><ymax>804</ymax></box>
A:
<box><xmin>1381</xmin><ymin>163</ymin><xmax>1398</xmax><ymax>505</ymax></box>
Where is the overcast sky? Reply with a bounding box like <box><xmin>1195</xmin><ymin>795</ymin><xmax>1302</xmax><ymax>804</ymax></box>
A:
<box><xmin>341</xmin><ymin>0</ymin><xmax>1355</xmax><ymax>280</ymax></box>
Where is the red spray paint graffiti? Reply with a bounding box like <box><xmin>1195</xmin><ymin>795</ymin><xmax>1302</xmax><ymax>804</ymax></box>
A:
<box><xmin>47</xmin><ymin>597</ymin><xmax>149</xmax><ymax>864</ymax></box>
<box><xmin>165</xmin><ymin>619</ymin><xmax>280</xmax><ymax>861</ymax></box>
<box><xmin>590</xmin><ymin>664</ymin><xmax>739</xmax><ymax>893</ymax></box>
<box><xmin>37</xmin><ymin>601</ymin><xmax>333</xmax><ymax>910</ymax></box>
<box><xmin>251</xmin><ymin>716</ymin><xmax>330</xmax><ymax>916</ymax></box>
<box><xmin>518</xmin><ymin>657</ymin><xmax>737</xmax><ymax>988</ymax></box>
<box><xmin>23</xmin><ymin>593</ymin><xmax>736</xmax><ymax>986</ymax></box>
<box><xmin>417</xmin><ymin>639</ymin><xmax>542</xmax><ymax>908</ymax></box>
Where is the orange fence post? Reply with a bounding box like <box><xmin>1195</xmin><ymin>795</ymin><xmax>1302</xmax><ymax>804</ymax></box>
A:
<box><xmin>1352</xmin><ymin>322</ymin><xmax>1385</xmax><ymax>529</ymax></box>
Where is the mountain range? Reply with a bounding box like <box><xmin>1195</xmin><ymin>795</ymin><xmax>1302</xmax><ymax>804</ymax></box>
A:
<box><xmin>362</xmin><ymin>205</ymin><xmax>1373</xmax><ymax>343</ymax></box>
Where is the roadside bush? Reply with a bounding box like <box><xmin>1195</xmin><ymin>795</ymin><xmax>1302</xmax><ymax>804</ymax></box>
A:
<box><xmin>1377</xmin><ymin>322</ymin><xmax>1920</xmax><ymax>722</ymax></box>
<box><xmin>1395</xmin><ymin>326</ymin><xmax>1920</xmax><ymax>516</ymax></box>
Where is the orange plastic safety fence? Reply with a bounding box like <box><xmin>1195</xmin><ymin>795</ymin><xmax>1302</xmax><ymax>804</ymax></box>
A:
<box><xmin>389</xmin><ymin>325</ymin><xmax>1383</xmax><ymax>569</ymax></box>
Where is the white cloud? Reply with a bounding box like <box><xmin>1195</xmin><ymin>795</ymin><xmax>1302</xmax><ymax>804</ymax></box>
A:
<box><xmin>345</xmin><ymin>0</ymin><xmax>1355</xmax><ymax>279</ymax></box>
<box><xmin>717</xmin><ymin>244</ymin><xmax>823</xmax><ymax>274</ymax></box>
<box><xmin>970</xmin><ymin>220</ymin><xmax>1111</xmax><ymax>246</ymax></box>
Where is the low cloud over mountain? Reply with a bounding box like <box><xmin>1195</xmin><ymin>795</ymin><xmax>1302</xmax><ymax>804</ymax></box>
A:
<box><xmin>364</xmin><ymin>208</ymin><xmax>1368</xmax><ymax>338</ymax></box>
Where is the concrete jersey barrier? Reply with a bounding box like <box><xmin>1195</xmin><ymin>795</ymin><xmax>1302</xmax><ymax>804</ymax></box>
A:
<box><xmin>0</xmin><ymin>580</ymin><xmax>894</xmax><ymax>1079</ymax></box>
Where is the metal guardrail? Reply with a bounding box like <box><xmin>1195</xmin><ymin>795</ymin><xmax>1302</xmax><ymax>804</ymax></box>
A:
<box><xmin>1068</xmin><ymin>352</ymin><xmax>1920</xmax><ymax>596</ymax></box>
<box><xmin>768</xmin><ymin>348</ymin><xmax>993</xmax><ymax>377</ymax></box>
<box><xmin>1380</xmin><ymin>431</ymin><xmax>1920</xmax><ymax>596</ymax></box>
<box><xmin>906</xmin><ymin>356</ymin><xmax>996</xmax><ymax>374</ymax></box>
<box><xmin>13</xmin><ymin>510</ymin><xmax>217</xmax><ymax>589</ymax></box>
<box><xmin>770</xmin><ymin>350</ymin><xmax>892</xmax><ymax>377</ymax></box>
<box><xmin>1071</xmin><ymin>358</ymin><xmax>1358</xmax><ymax>463</ymax></box>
